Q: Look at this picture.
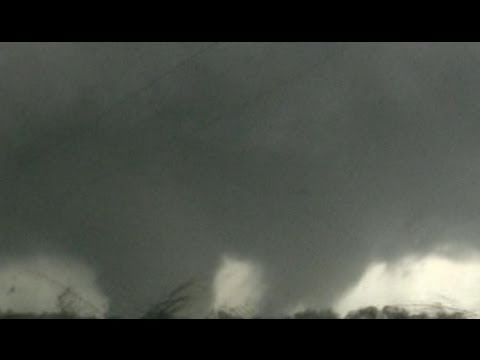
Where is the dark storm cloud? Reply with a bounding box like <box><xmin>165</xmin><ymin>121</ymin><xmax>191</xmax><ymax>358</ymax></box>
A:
<box><xmin>2</xmin><ymin>42</ymin><xmax>480</xmax><ymax>315</ymax></box>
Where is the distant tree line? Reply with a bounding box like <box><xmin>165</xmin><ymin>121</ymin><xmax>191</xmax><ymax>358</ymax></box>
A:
<box><xmin>289</xmin><ymin>306</ymin><xmax>467</xmax><ymax>319</ymax></box>
<box><xmin>0</xmin><ymin>280</ymin><xmax>472</xmax><ymax>319</ymax></box>
<box><xmin>0</xmin><ymin>305</ymin><xmax>469</xmax><ymax>319</ymax></box>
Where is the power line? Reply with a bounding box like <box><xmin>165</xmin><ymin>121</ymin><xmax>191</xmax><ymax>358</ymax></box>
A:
<box><xmin>48</xmin><ymin>44</ymin><xmax>350</xmax><ymax>316</ymax></box>
<box><xmin>2</xmin><ymin>42</ymin><xmax>222</xmax><ymax>194</ymax></box>
<box><xmin>6</xmin><ymin>44</ymin><xmax>351</xmax><ymax>317</ymax></box>
<box><xmin>91</xmin><ymin>42</ymin><xmax>220</xmax><ymax>128</ymax></box>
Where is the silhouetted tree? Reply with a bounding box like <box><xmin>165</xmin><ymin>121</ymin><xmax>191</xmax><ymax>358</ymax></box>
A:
<box><xmin>380</xmin><ymin>306</ymin><xmax>411</xmax><ymax>319</ymax></box>
<box><xmin>292</xmin><ymin>309</ymin><xmax>339</xmax><ymax>319</ymax></box>
<box><xmin>434</xmin><ymin>311</ymin><xmax>466</xmax><ymax>319</ymax></box>
<box><xmin>346</xmin><ymin>306</ymin><xmax>381</xmax><ymax>319</ymax></box>
<box><xmin>142</xmin><ymin>280</ymin><xmax>195</xmax><ymax>319</ymax></box>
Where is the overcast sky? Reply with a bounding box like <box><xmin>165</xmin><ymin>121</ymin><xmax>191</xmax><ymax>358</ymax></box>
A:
<box><xmin>2</xmin><ymin>42</ymin><xmax>480</xmax><ymax>317</ymax></box>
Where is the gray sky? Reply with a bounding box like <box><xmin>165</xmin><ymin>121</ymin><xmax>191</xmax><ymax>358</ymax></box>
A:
<box><xmin>2</xmin><ymin>42</ymin><xmax>480</xmax><ymax>316</ymax></box>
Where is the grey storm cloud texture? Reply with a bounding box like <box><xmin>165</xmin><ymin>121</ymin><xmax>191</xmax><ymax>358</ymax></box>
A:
<box><xmin>2</xmin><ymin>42</ymin><xmax>480</xmax><ymax>317</ymax></box>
